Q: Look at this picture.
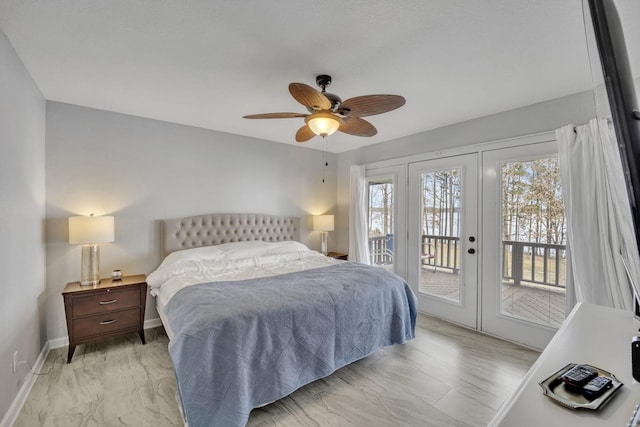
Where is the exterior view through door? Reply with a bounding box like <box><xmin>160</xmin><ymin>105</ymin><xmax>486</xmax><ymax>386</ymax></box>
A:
<box><xmin>368</xmin><ymin>177</ymin><xmax>395</xmax><ymax>268</ymax></box>
<box><xmin>366</xmin><ymin>164</ymin><xmax>406</xmax><ymax>279</ymax></box>
<box><xmin>417</xmin><ymin>167</ymin><xmax>463</xmax><ymax>301</ymax></box>
<box><xmin>499</xmin><ymin>158</ymin><xmax>566</xmax><ymax>328</ymax></box>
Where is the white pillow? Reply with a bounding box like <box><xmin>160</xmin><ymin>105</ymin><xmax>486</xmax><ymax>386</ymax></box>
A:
<box><xmin>215</xmin><ymin>240</ymin><xmax>310</xmax><ymax>260</ymax></box>
<box><xmin>160</xmin><ymin>240</ymin><xmax>310</xmax><ymax>266</ymax></box>
<box><xmin>160</xmin><ymin>245</ymin><xmax>225</xmax><ymax>269</ymax></box>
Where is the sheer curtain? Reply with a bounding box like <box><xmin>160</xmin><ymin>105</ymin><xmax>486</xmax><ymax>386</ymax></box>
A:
<box><xmin>556</xmin><ymin>119</ymin><xmax>640</xmax><ymax>310</ymax></box>
<box><xmin>348</xmin><ymin>165</ymin><xmax>370</xmax><ymax>264</ymax></box>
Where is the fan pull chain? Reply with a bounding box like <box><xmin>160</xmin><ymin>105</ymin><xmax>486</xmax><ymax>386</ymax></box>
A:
<box><xmin>322</xmin><ymin>136</ymin><xmax>328</xmax><ymax>183</ymax></box>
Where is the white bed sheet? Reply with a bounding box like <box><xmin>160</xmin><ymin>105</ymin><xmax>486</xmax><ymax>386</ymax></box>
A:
<box><xmin>156</xmin><ymin>297</ymin><xmax>174</xmax><ymax>339</ymax></box>
<box><xmin>148</xmin><ymin>241</ymin><xmax>341</xmax><ymax>314</ymax></box>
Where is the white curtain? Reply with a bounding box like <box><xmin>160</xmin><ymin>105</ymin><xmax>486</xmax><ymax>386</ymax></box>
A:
<box><xmin>348</xmin><ymin>164</ymin><xmax>371</xmax><ymax>264</ymax></box>
<box><xmin>556</xmin><ymin>118</ymin><xmax>640</xmax><ymax>310</ymax></box>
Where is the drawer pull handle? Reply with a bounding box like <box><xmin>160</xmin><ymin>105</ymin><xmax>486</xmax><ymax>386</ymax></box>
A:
<box><xmin>99</xmin><ymin>299</ymin><xmax>117</xmax><ymax>305</ymax></box>
<box><xmin>100</xmin><ymin>319</ymin><xmax>117</xmax><ymax>325</ymax></box>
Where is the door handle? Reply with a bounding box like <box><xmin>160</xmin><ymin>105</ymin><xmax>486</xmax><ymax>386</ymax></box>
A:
<box><xmin>467</xmin><ymin>248</ymin><xmax>476</xmax><ymax>254</ymax></box>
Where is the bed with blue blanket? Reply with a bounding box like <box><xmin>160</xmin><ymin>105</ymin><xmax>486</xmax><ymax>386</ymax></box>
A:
<box><xmin>148</xmin><ymin>213</ymin><xmax>417</xmax><ymax>427</ymax></box>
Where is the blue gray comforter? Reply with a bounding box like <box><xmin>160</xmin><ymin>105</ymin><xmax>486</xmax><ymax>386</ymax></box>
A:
<box><xmin>165</xmin><ymin>262</ymin><xmax>417</xmax><ymax>427</ymax></box>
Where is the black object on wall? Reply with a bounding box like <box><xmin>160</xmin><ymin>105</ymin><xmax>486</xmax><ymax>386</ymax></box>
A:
<box><xmin>588</xmin><ymin>0</ymin><xmax>640</xmax><ymax>311</ymax></box>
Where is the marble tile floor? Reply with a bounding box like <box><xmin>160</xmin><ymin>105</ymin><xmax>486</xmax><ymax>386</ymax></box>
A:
<box><xmin>14</xmin><ymin>315</ymin><xmax>539</xmax><ymax>427</ymax></box>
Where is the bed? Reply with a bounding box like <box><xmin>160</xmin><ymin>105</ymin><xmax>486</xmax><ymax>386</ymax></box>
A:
<box><xmin>147</xmin><ymin>213</ymin><xmax>417</xmax><ymax>427</ymax></box>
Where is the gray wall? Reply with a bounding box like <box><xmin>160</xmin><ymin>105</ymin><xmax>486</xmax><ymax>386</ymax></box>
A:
<box><xmin>334</xmin><ymin>91</ymin><xmax>597</xmax><ymax>253</ymax></box>
<box><xmin>0</xmin><ymin>32</ymin><xmax>46</xmax><ymax>421</ymax></box>
<box><xmin>44</xmin><ymin>102</ymin><xmax>337</xmax><ymax>342</ymax></box>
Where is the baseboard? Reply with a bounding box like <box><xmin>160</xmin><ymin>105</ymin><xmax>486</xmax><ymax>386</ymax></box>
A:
<box><xmin>48</xmin><ymin>336</ymin><xmax>68</xmax><ymax>350</ymax></box>
<box><xmin>1</xmin><ymin>318</ymin><xmax>164</xmax><ymax>426</ymax></box>
<box><xmin>0</xmin><ymin>341</ymin><xmax>50</xmax><ymax>427</ymax></box>
<box><xmin>144</xmin><ymin>317</ymin><xmax>162</xmax><ymax>329</ymax></box>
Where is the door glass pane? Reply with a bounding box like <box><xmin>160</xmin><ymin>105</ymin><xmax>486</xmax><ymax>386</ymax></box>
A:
<box><xmin>500</xmin><ymin>159</ymin><xmax>566</xmax><ymax>328</ymax></box>
<box><xmin>368</xmin><ymin>177</ymin><xmax>394</xmax><ymax>268</ymax></box>
<box><xmin>419</xmin><ymin>169</ymin><xmax>462</xmax><ymax>302</ymax></box>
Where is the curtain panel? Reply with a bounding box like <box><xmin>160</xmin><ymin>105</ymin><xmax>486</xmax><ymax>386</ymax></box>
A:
<box><xmin>348</xmin><ymin>165</ymin><xmax>371</xmax><ymax>264</ymax></box>
<box><xmin>556</xmin><ymin>119</ymin><xmax>640</xmax><ymax>310</ymax></box>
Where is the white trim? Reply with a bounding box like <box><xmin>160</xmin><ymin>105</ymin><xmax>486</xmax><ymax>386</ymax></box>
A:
<box><xmin>365</xmin><ymin>130</ymin><xmax>556</xmax><ymax>170</ymax></box>
<box><xmin>1</xmin><ymin>317</ymin><xmax>166</xmax><ymax>426</ymax></box>
<box><xmin>0</xmin><ymin>341</ymin><xmax>50</xmax><ymax>427</ymax></box>
<box><xmin>144</xmin><ymin>317</ymin><xmax>163</xmax><ymax>329</ymax></box>
<box><xmin>48</xmin><ymin>336</ymin><xmax>68</xmax><ymax>350</ymax></box>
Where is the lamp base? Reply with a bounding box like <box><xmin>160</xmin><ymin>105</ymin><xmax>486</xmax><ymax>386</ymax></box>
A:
<box><xmin>80</xmin><ymin>244</ymin><xmax>101</xmax><ymax>286</ymax></box>
<box><xmin>321</xmin><ymin>232</ymin><xmax>328</xmax><ymax>256</ymax></box>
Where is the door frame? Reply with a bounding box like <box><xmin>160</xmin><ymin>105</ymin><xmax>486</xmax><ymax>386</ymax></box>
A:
<box><xmin>407</xmin><ymin>153</ymin><xmax>479</xmax><ymax>329</ymax></box>
<box><xmin>366</xmin><ymin>165</ymin><xmax>407</xmax><ymax>280</ymax></box>
<box><xmin>480</xmin><ymin>140</ymin><xmax>568</xmax><ymax>349</ymax></box>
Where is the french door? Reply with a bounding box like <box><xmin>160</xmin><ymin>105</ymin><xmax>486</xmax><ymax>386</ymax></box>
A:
<box><xmin>366</xmin><ymin>165</ymin><xmax>407</xmax><ymax>280</ymax></box>
<box><xmin>481</xmin><ymin>142</ymin><xmax>567</xmax><ymax>349</ymax></box>
<box><xmin>364</xmin><ymin>139</ymin><xmax>567</xmax><ymax>348</ymax></box>
<box><xmin>408</xmin><ymin>154</ymin><xmax>479</xmax><ymax>328</ymax></box>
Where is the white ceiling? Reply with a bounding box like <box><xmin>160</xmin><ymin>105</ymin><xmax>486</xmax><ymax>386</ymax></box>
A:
<box><xmin>0</xmin><ymin>0</ymin><xmax>604</xmax><ymax>153</ymax></box>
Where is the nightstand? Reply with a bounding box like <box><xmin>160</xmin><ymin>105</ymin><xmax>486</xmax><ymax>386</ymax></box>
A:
<box><xmin>327</xmin><ymin>252</ymin><xmax>348</xmax><ymax>260</ymax></box>
<box><xmin>62</xmin><ymin>274</ymin><xmax>147</xmax><ymax>363</ymax></box>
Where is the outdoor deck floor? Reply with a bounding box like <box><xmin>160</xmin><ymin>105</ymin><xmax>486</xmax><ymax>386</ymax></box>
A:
<box><xmin>416</xmin><ymin>267</ymin><xmax>566</xmax><ymax>328</ymax></box>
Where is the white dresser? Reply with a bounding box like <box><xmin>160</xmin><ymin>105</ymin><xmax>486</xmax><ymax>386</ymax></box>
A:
<box><xmin>490</xmin><ymin>303</ymin><xmax>640</xmax><ymax>426</ymax></box>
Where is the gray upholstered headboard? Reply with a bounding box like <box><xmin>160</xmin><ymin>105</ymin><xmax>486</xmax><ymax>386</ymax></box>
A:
<box><xmin>161</xmin><ymin>213</ymin><xmax>300</xmax><ymax>257</ymax></box>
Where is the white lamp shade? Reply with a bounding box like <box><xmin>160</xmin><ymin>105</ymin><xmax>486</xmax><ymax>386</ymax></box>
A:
<box><xmin>306</xmin><ymin>113</ymin><xmax>341</xmax><ymax>137</ymax></box>
<box><xmin>313</xmin><ymin>215</ymin><xmax>334</xmax><ymax>232</ymax></box>
<box><xmin>68</xmin><ymin>215</ymin><xmax>115</xmax><ymax>244</ymax></box>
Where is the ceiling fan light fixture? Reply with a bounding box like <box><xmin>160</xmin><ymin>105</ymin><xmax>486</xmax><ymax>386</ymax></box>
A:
<box><xmin>244</xmin><ymin>75</ymin><xmax>405</xmax><ymax>140</ymax></box>
<box><xmin>306</xmin><ymin>112</ymin><xmax>342</xmax><ymax>137</ymax></box>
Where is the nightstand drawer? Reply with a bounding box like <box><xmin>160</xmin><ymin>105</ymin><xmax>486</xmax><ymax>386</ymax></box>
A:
<box><xmin>73</xmin><ymin>308</ymin><xmax>141</xmax><ymax>339</ymax></box>
<box><xmin>73</xmin><ymin>288</ymin><xmax>141</xmax><ymax>317</ymax></box>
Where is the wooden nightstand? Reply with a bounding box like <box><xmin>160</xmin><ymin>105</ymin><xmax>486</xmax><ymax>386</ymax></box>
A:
<box><xmin>62</xmin><ymin>274</ymin><xmax>147</xmax><ymax>363</ymax></box>
<box><xmin>327</xmin><ymin>252</ymin><xmax>348</xmax><ymax>260</ymax></box>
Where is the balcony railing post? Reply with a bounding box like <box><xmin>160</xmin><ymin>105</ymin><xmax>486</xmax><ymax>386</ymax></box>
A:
<box><xmin>555</xmin><ymin>251</ymin><xmax>561</xmax><ymax>286</ymax></box>
<box><xmin>452</xmin><ymin>239</ymin><xmax>459</xmax><ymax>275</ymax></box>
<box><xmin>512</xmin><ymin>242</ymin><xmax>523</xmax><ymax>286</ymax></box>
<box><xmin>543</xmin><ymin>246</ymin><xmax>549</xmax><ymax>284</ymax></box>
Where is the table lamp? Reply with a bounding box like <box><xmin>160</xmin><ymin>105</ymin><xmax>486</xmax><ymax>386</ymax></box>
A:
<box><xmin>68</xmin><ymin>214</ymin><xmax>115</xmax><ymax>286</ymax></box>
<box><xmin>313</xmin><ymin>215</ymin><xmax>334</xmax><ymax>255</ymax></box>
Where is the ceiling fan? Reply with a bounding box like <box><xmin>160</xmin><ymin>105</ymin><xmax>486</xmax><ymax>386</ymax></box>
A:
<box><xmin>243</xmin><ymin>75</ymin><xmax>406</xmax><ymax>142</ymax></box>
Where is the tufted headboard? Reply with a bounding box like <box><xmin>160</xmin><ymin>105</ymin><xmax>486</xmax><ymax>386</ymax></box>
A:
<box><xmin>161</xmin><ymin>213</ymin><xmax>300</xmax><ymax>257</ymax></box>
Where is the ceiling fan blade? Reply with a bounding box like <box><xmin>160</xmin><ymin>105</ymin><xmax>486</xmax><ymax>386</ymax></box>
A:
<box><xmin>289</xmin><ymin>83</ymin><xmax>332</xmax><ymax>110</ymax></box>
<box><xmin>243</xmin><ymin>112</ymin><xmax>308</xmax><ymax>119</ymax></box>
<box><xmin>340</xmin><ymin>95</ymin><xmax>406</xmax><ymax>117</ymax></box>
<box><xmin>295</xmin><ymin>125</ymin><xmax>316</xmax><ymax>143</ymax></box>
<box><xmin>339</xmin><ymin>117</ymin><xmax>377</xmax><ymax>137</ymax></box>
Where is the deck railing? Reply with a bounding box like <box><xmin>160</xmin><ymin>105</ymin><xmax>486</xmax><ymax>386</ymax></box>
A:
<box><xmin>369</xmin><ymin>235</ymin><xmax>394</xmax><ymax>265</ymax></box>
<box><xmin>369</xmin><ymin>234</ymin><xmax>460</xmax><ymax>271</ymax></box>
<box><xmin>502</xmin><ymin>240</ymin><xmax>566</xmax><ymax>288</ymax></box>
<box><xmin>368</xmin><ymin>235</ymin><xmax>566</xmax><ymax>288</ymax></box>
<box><xmin>420</xmin><ymin>234</ymin><xmax>460</xmax><ymax>273</ymax></box>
